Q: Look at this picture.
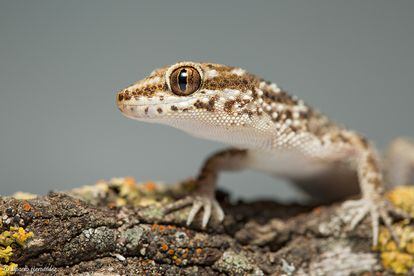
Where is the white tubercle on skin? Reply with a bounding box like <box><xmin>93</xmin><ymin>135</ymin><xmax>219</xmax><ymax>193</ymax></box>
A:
<box><xmin>223</xmin><ymin>89</ymin><xmax>241</xmax><ymax>97</ymax></box>
<box><xmin>269</xmin><ymin>83</ymin><xmax>281</xmax><ymax>93</ymax></box>
<box><xmin>242</xmin><ymin>95</ymin><xmax>252</xmax><ymax>101</ymax></box>
<box><xmin>231</xmin><ymin>68</ymin><xmax>246</xmax><ymax>76</ymax></box>
<box><xmin>205</xmin><ymin>69</ymin><xmax>218</xmax><ymax>79</ymax></box>
<box><xmin>147</xmin><ymin>106</ymin><xmax>159</xmax><ymax>117</ymax></box>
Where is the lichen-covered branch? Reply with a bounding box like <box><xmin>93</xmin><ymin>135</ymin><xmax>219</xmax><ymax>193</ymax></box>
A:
<box><xmin>1</xmin><ymin>178</ymin><xmax>413</xmax><ymax>275</ymax></box>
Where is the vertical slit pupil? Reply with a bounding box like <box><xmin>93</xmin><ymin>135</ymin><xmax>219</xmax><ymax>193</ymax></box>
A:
<box><xmin>178</xmin><ymin>69</ymin><xmax>188</xmax><ymax>92</ymax></box>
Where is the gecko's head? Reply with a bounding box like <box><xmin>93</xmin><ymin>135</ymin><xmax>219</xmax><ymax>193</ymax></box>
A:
<box><xmin>117</xmin><ymin>61</ymin><xmax>274</xmax><ymax>147</ymax></box>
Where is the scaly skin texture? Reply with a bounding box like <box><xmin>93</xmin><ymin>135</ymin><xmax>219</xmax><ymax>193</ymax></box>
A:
<box><xmin>116</xmin><ymin>61</ymin><xmax>414</xmax><ymax>246</ymax></box>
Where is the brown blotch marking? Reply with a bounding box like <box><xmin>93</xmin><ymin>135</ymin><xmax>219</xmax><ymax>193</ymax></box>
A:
<box><xmin>194</xmin><ymin>96</ymin><xmax>217</xmax><ymax>112</ymax></box>
<box><xmin>203</xmin><ymin>72</ymin><xmax>258</xmax><ymax>92</ymax></box>
<box><xmin>144</xmin><ymin>107</ymin><xmax>149</xmax><ymax>115</ymax></box>
<box><xmin>242</xmin><ymin>109</ymin><xmax>254</xmax><ymax>118</ymax></box>
<box><xmin>159</xmin><ymin>96</ymin><xmax>164</xmax><ymax>101</ymax></box>
<box><xmin>285</xmin><ymin>110</ymin><xmax>293</xmax><ymax>120</ymax></box>
<box><xmin>224</xmin><ymin>100</ymin><xmax>236</xmax><ymax>113</ymax></box>
<box><xmin>366</xmin><ymin>154</ymin><xmax>380</xmax><ymax>172</ymax></box>
<box><xmin>123</xmin><ymin>92</ymin><xmax>132</xmax><ymax>101</ymax></box>
<box><xmin>118</xmin><ymin>94</ymin><xmax>124</xmax><ymax>101</ymax></box>
<box><xmin>207</xmin><ymin>96</ymin><xmax>217</xmax><ymax>111</ymax></box>
<box><xmin>171</xmin><ymin>105</ymin><xmax>178</xmax><ymax>111</ymax></box>
<box><xmin>359</xmin><ymin>136</ymin><xmax>370</xmax><ymax>149</ymax></box>
<box><xmin>157</xmin><ymin>108</ymin><xmax>163</xmax><ymax>114</ymax></box>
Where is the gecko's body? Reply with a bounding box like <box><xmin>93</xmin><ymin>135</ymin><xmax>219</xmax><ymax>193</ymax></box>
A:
<box><xmin>117</xmin><ymin>61</ymin><xmax>414</xmax><ymax>245</ymax></box>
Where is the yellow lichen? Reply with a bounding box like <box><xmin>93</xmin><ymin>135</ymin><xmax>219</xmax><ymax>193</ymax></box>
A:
<box><xmin>381</xmin><ymin>252</ymin><xmax>414</xmax><ymax>275</ymax></box>
<box><xmin>10</xmin><ymin>192</ymin><xmax>37</xmax><ymax>200</ymax></box>
<box><xmin>387</xmin><ymin>186</ymin><xmax>414</xmax><ymax>218</ymax></box>
<box><xmin>10</xmin><ymin>227</ymin><xmax>33</xmax><ymax>247</ymax></box>
<box><xmin>0</xmin><ymin>263</ymin><xmax>18</xmax><ymax>276</ymax></box>
<box><xmin>376</xmin><ymin>186</ymin><xmax>414</xmax><ymax>274</ymax></box>
<box><xmin>377</xmin><ymin>221</ymin><xmax>414</xmax><ymax>274</ymax></box>
<box><xmin>69</xmin><ymin>177</ymin><xmax>194</xmax><ymax>208</ymax></box>
<box><xmin>0</xmin><ymin>227</ymin><xmax>34</xmax><ymax>275</ymax></box>
<box><xmin>0</xmin><ymin>247</ymin><xmax>12</xmax><ymax>263</ymax></box>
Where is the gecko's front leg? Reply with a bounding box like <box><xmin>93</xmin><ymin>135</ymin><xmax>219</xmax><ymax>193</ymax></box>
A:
<box><xmin>164</xmin><ymin>148</ymin><xmax>247</xmax><ymax>228</ymax></box>
<box><xmin>338</xmin><ymin>131</ymin><xmax>396</xmax><ymax>245</ymax></box>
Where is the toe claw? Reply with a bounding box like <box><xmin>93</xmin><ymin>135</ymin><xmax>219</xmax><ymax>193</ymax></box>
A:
<box><xmin>187</xmin><ymin>200</ymin><xmax>203</xmax><ymax>226</ymax></box>
<box><xmin>213</xmin><ymin>201</ymin><xmax>225</xmax><ymax>222</ymax></box>
<box><xmin>164</xmin><ymin>195</ymin><xmax>224</xmax><ymax>228</ymax></box>
<box><xmin>342</xmin><ymin>197</ymin><xmax>398</xmax><ymax>246</ymax></box>
<box><xmin>202</xmin><ymin>200</ymin><xmax>212</xmax><ymax>228</ymax></box>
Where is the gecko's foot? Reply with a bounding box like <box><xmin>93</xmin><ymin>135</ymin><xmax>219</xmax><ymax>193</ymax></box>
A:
<box><xmin>164</xmin><ymin>195</ymin><xmax>225</xmax><ymax>228</ymax></box>
<box><xmin>341</xmin><ymin>197</ymin><xmax>397</xmax><ymax>246</ymax></box>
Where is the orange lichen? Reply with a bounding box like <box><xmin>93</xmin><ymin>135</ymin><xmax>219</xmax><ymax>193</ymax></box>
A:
<box><xmin>124</xmin><ymin>177</ymin><xmax>137</xmax><ymax>188</ymax></box>
<box><xmin>161</xmin><ymin>244</ymin><xmax>168</xmax><ymax>251</ymax></box>
<box><xmin>196</xmin><ymin>248</ymin><xmax>203</xmax><ymax>255</ymax></box>
<box><xmin>22</xmin><ymin>201</ymin><xmax>31</xmax><ymax>212</ymax></box>
<box><xmin>168</xmin><ymin>249</ymin><xmax>175</xmax><ymax>256</ymax></box>
<box><xmin>144</xmin><ymin>181</ymin><xmax>157</xmax><ymax>192</ymax></box>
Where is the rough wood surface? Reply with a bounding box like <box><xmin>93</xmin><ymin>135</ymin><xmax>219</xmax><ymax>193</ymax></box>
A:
<box><xmin>1</xmin><ymin>178</ymin><xmax>413</xmax><ymax>275</ymax></box>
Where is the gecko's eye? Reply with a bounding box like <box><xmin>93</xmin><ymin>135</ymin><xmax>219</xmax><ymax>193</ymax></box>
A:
<box><xmin>170</xmin><ymin>66</ymin><xmax>201</xmax><ymax>96</ymax></box>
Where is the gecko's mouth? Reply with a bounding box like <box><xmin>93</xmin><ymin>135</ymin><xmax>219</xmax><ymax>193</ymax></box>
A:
<box><xmin>117</xmin><ymin>94</ymin><xmax>198</xmax><ymax>121</ymax></box>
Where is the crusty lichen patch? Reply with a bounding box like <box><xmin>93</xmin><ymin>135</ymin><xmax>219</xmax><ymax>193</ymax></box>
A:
<box><xmin>213</xmin><ymin>250</ymin><xmax>263</xmax><ymax>275</ymax></box>
<box><xmin>387</xmin><ymin>186</ymin><xmax>414</xmax><ymax>218</ymax></box>
<box><xmin>69</xmin><ymin>177</ymin><xmax>185</xmax><ymax>209</ymax></box>
<box><xmin>306</xmin><ymin>243</ymin><xmax>378</xmax><ymax>275</ymax></box>
<box><xmin>0</xmin><ymin>227</ymin><xmax>34</xmax><ymax>276</ymax></box>
<box><xmin>377</xmin><ymin>222</ymin><xmax>414</xmax><ymax>274</ymax></box>
<box><xmin>375</xmin><ymin>186</ymin><xmax>414</xmax><ymax>275</ymax></box>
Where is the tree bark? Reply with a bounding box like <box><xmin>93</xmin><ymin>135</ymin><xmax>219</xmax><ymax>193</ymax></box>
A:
<box><xmin>0</xmin><ymin>179</ymin><xmax>412</xmax><ymax>275</ymax></box>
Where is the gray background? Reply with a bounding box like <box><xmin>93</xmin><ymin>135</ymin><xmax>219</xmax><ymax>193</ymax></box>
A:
<box><xmin>1</xmin><ymin>1</ymin><xmax>413</xmax><ymax>201</ymax></box>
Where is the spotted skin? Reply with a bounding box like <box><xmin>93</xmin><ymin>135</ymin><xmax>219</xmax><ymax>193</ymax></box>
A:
<box><xmin>117</xmin><ymin>61</ymin><xmax>414</xmax><ymax>246</ymax></box>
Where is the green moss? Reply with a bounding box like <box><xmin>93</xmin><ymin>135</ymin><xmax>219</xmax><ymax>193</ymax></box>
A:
<box><xmin>0</xmin><ymin>227</ymin><xmax>34</xmax><ymax>276</ymax></box>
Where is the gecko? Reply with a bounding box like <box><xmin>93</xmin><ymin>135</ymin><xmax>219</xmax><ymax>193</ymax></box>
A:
<box><xmin>116</xmin><ymin>61</ymin><xmax>414</xmax><ymax>245</ymax></box>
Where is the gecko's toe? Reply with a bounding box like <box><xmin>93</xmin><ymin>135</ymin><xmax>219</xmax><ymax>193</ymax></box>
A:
<box><xmin>164</xmin><ymin>195</ymin><xmax>224</xmax><ymax>228</ymax></box>
<box><xmin>213</xmin><ymin>200</ymin><xmax>225</xmax><ymax>222</ymax></box>
<box><xmin>187</xmin><ymin>199</ymin><xmax>203</xmax><ymax>226</ymax></box>
<box><xmin>341</xmin><ymin>197</ymin><xmax>398</xmax><ymax>246</ymax></box>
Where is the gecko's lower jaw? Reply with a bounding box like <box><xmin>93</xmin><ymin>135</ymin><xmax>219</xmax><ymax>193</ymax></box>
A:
<box><xmin>116</xmin><ymin>91</ymin><xmax>161</xmax><ymax>120</ymax></box>
<box><xmin>117</xmin><ymin>100</ymin><xmax>163</xmax><ymax>120</ymax></box>
<box><xmin>116</xmin><ymin>93</ymin><xmax>195</xmax><ymax>121</ymax></box>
